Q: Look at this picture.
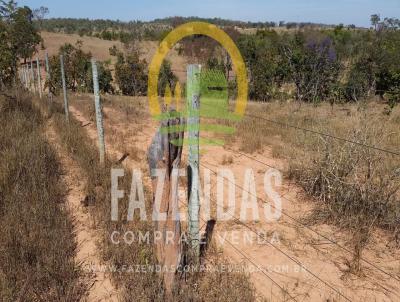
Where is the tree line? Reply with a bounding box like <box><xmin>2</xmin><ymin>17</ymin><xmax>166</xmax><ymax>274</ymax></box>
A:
<box><xmin>235</xmin><ymin>19</ymin><xmax>400</xmax><ymax>105</ymax></box>
<box><xmin>38</xmin><ymin>14</ymin><xmax>400</xmax><ymax>106</ymax></box>
<box><xmin>173</xmin><ymin>18</ymin><xmax>399</xmax><ymax>106</ymax></box>
<box><xmin>36</xmin><ymin>16</ymin><xmax>342</xmax><ymax>45</ymax></box>
<box><xmin>35</xmin><ymin>17</ymin><xmax>172</xmax><ymax>42</ymax></box>
<box><xmin>1</xmin><ymin>1</ymin><xmax>399</xmax><ymax>107</ymax></box>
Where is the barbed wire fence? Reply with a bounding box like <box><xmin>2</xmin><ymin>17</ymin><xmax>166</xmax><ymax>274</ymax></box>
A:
<box><xmin>17</xmin><ymin>58</ymin><xmax>400</xmax><ymax>301</ymax></box>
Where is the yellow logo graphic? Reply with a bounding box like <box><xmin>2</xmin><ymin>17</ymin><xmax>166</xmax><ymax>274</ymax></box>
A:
<box><xmin>147</xmin><ymin>21</ymin><xmax>248</xmax><ymax>120</ymax></box>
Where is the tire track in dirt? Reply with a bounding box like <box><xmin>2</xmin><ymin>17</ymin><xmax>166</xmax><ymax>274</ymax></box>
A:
<box><xmin>45</xmin><ymin>119</ymin><xmax>119</xmax><ymax>302</ymax></box>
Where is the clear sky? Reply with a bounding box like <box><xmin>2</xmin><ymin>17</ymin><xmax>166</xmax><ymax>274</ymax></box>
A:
<box><xmin>19</xmin><ymin>0</ymin><xmax>400</xmax><ymax>27</ymax></box>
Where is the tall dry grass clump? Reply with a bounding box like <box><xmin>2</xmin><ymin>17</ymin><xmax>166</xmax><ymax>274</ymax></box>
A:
<box><xmin>287</xmin><ymin>116</ymin><xmax>400</xmax><ymax>272</ymax></box>
<box><xmin>284</xmin><ymin>105</ymin><xmax>400</xmax><ymax>235</ymax></box>
<box><xmin>289</xmin><ymin>125</ymin><xmax>400</xmax><ymax>232</ymax></box>
<box><xmin>233</xmin><ymin>100</ymin><xmax>400</xmax><ymax>271</ymax></box>
<box><xmin>0</xmin><ymin>92</ymin><xmax>89</xmax><ymax>301</ymax></box>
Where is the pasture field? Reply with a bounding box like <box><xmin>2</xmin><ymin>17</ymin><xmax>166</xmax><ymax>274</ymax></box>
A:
<box><xmin>59</xmin><ymin>92</ymin><xmax>400</xmax><ymax>301</ymax></box>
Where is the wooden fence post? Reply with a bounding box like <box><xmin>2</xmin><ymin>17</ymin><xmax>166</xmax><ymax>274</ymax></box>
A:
<box><xmin>60</xmin><ymin>55</ymin><xmax>69</xmax><ymax>121</ymax></box>
<box><xmin>36</xmin><ymin>57</ymin><xmax>42</xmax><ymax>99</ymax></box>
<box><xmin>187</xmin><ymin>64</ymin><xmax>201</xmax><ymax>260</ymax></box>
<box><xmin>19</xmin><ymin>68</ymin><xmax>23</xmax><ymax>87</ymax></box>
<box><xmin>25</xmin><ymin>66</ymin><xmax>29</xmax><ymax>89</ymax></box>
<box><xmin>30</xmin><ymin>60</ymin><xmax>35</xmax><ymax>93</ymax></box>
<box><xmin>148</xmin><ymin>112</ymin><xmax>184</xmax><ymax>297</ymax></box>
<box><xmin>23</xmin><ymin>66</ymin><xmax>28</xmax><ymax>89</ymax></box>
<box><xmin>22</xmin><ymin>66</ymin><xmax>26</xmax><ymax>88</ymax></box>
<box><xmin>91</xmin><ymin>58</ymin><xmax>106</xmax><ymax>165</ymax></box>
<box><xmin>45</xmin><ymin>52</ymin><xmax>53</xmax><ymax>101</ymax></box>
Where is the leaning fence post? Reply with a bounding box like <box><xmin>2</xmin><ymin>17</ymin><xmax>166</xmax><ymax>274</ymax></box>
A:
<box><xmin>91</xmin><ymin>58</ymin><xmax>106</xmax><ymax>165</ymax></box>
<box><xmin>187</xmin><ymin>64</ymin><xmax>201</xmax><ymax>260</ymax></box>
<box><xmin>60</xmin><ymin>55</ymin><xmax>69</xmax><ymax>121</ymax></box>
<box><xmin>36</xmin><ymin>57</ymin><xmax>42</xmax><ymax>99</ymax></box>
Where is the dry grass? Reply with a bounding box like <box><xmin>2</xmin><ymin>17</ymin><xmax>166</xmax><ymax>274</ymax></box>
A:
<box><xmin>45</xmin><ymin>95</ymin><xmax>165</xmax><ymax>300</ymax></box>
<box><xmin>67</xmin><ymin>93</ymin><xmax>400</xmax><ymax>255</ymax></box>
<box><xmin>38</xmin><ymin>31</ymin><xmax>124</xmax><ymax>62</ymax></box>
<box><xmin>42</xmin><ymin>95</ymin><xmax>256</xmax><ymax>301</ymax></box>
<box><xmin>38</xmin><ymin>31</ymin><xmax>188</xmax><ymax>82</ymax></box>
<box><xmin>69</xmin><ymin>93</ymin><xmax>149</xmax><ymax>162</ymax></box>
<box><xmin>0</xmin><ymin>91</ymin><xmax>89</xmax><ymax>301</ymax></box>
<box><xmin>221</xmin><ymin>154</ymin><xmax>234</xmax><ymax>165</ymax></box>
<box><xmin>230</xmin><ymin>100</ymin><xmax>400</xmax><ymax>267</ymax></box>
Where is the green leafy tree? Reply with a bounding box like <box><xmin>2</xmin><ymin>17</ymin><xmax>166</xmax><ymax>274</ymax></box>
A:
<box><xmin>47</xmin><ymin>41</ymin><xmax>113</xmax><ymax>94</ymax></box>
<box><xmin>86</xmin><ymin>61</ymin><xmax>114</xmax><ymax>93</ymax></box>
<box><xmin>376</xmin><ymin>30</ymin><xmax>400</xmax><ymax>104</ymax></box>
<box><xmin>370</xmin><ymin>14</ymin><xmax>381</xmax><ymax>30</ymax></box>
<box><xmin>345</xmin><ymin>56</ymin><xmax>376</xmax><ymax>101</ymax></box>
<box><xmin>0</xmin><ymin>0</ymin><xmax>17</xmax><ymax>20</ymax></box>
<box><xmin>9</xmin><ymin>6</ymin><xmax>41</xmax><ymax>63</ymax></box>
<box><xmin>0</xmin><ymin>1</ymin><xmax>40</xmax><ymax>87</ymax></box>
<box><xmin>238</xmin><ymin>30</ymin><xmax>285</xmax><ymax>101</ymax></box>
<box><xmin>58</xmin><ymin>41</ymin><xmax>92</xmax><ymax>91</ymax></box>
<box><xmin>343</xmin><ymin>27</ymin><xmax>400</xmax><ymax>103</ymax></box>
<box><xmin>114</xmin><ymin>48</ymin><xmax>148</xmax><ymax>96</ymax></box>
<box><xmin>158</xmin><ymin>60</ymin><xmax>177</xmax><ymax>96</ymax></box>
<box><xmin>282</xmin><ymin>32</ymin><xmax>341</xmax><ymax>103</ymax></box>
<box><xmin>0</xmin><ymin>21</ymin><xmax>14</xmax><ymax>87</ymax></box>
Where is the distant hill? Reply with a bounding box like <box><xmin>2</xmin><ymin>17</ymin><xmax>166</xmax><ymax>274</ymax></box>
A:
<box><xmin>37</xmin><ymin>31</ymin><xmax>188</xmax><ymax>82</ymax></box>
<box><xmin>36</xmin><ymin>16</ymin><xmax>340</xmax><ymax>41</ymax></box>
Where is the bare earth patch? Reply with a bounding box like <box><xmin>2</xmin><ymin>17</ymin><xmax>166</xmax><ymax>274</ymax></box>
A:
<box><xmin>46</xmin><ymin>119</ymin><xmax>119</xmax><ymax>302</ymax></box>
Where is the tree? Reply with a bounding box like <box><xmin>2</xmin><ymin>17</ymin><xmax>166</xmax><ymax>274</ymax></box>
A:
<box><xmin>0</xmin><ymin>0</ymin><xmax>17</xmax><ymax>21</ymax></box>
<box><xmin>0</xmin><ymin>1</ymin><xmax>40</xmax><ymax>87</ymax></box>
<box><xmin>282</xmin><ymin>32</ymin><xmax>341</xmax><ymax>103</ymax></box>
<box><xmin>47</xmin><ymin>41</ymin><xmax>113</xmax><ymax>94</ymax></box>
<box><xmin>32</xmin><ymin>6</ymin><xmax>49</xmax><ymax>26</ymax></box>
<box><xmin>371</xmin><ymin>14</ymin><xmax>380</xmax><ymax>30</ymax></box>
<box><xmin>158</xmin><ymin>60</ymin><xmax>177</xmax><ymax>96</ymax></box>
<box><xmin>59</xmin><ymin>41</ymin><xmax>92</xmax><ymax>91</ymax></box>
<box><xmin>237</xmin><ymin>30</ymin><xmax>286</xmax><ymax>101</ymax></box>
<box><xmin>342</xmin><ymin>25</ymin><xmax>400</xmax><ymax>103</ymax></box>
<box><xmin>375</xmin><ymin>30</ymin><xmax>400</xmax><ymax>104</ymax></box>
<box><xmin>114</xmin><ymin>48</ymin><xmax>148</xmax><ymax>96</ymax></box>
<box><xmin>87</xmin><ymin>61</ymin><xmax>114</xmax><ymax>93</ymax></box>
<box><xmin>0</xmin><ymin>21</ymin><xmax>14</xmax><ymax>87</ymax></box>
<box><xmin>9</xmin><ymin>6</ymin><xmax>41</xmax><ymax>63</ymax></box>
<box><xmin>345</xmin><ymin>56</ymin><xmax>376</xmax><ymax>101</ymax></box>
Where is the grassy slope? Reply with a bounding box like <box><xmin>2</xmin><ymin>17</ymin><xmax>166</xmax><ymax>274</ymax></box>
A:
<box><xmin>0</xmin><ymin>91</ymin><xmax>88</xmax><ymax>301</ymax></box>
<box><xmin>38</xmin><ymin>31</ymin><xmax>188</xmax><ymax>82</ymax></box>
